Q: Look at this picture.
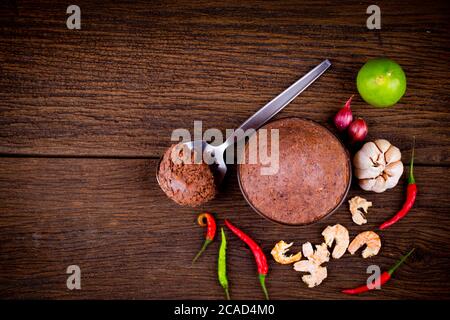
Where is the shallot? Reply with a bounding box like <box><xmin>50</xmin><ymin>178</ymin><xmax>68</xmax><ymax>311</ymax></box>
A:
<box><xmin>348</xmin><ymin>118</ymin><xmax>368</xmax><ymax>143</ymax></box>
<box><xmin>333</xmin><ymin>96</ymin><xmax>354</xmax><ymax>131</ymax></box>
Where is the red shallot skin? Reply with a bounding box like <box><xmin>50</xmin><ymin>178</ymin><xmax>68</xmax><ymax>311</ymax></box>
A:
<box><xmin>348</xmin><ymin>118</ymin><xmax>368</xmax><ymax>143</ymax></box>
<box><xmin>334</xmin><ymin>96</ymin><xmax>354</xmax><ymax>131</ymax></box>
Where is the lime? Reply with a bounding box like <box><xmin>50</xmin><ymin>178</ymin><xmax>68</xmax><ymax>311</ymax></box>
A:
<box><xmin>356</xmin><ymin>58</ymin><xmax>406</xmax><ymax>108</ymax></box>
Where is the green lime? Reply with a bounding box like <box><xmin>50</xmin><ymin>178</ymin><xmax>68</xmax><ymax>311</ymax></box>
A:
<box><xmin>356</xmin><ymin>58</ymin><xmax>406</xmax><ymax>108</ymax></box>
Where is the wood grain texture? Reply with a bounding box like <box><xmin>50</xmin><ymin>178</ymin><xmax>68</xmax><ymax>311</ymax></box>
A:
<box><xmin>0</xmin><ymin>158</ymin><xmax>449</xmax><ymax>299</ymax></box>
<box><xmin>0</xmin><ymin>0</ymin><xmax>449</xmax><ymax>163</ymax></box>
<box><xmin>0</xmin><ymin>0</ymin><xmax>449</xmax><ymax>300</ymax></box>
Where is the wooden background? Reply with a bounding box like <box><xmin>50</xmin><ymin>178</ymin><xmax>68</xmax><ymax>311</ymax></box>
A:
<box><xmin>0</xmin><ymin>0</ymin><xmax>449</xmax><ymax>299</ymax></box>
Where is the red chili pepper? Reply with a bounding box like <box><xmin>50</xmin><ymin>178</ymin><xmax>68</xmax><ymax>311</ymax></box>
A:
<box><xmin>342</xmin><ymin>248</ymin><xmax>415</xmax><ymax>295</ymax></box>
<box><xmin>192</xmin><ymin>213</ymin><xmax>216</xmax><ymax>263</ymax></box>
<box><xmin>224</xmin><ymin>219</ymin><xmax>269</xmax><ymax>300</ymax></box>
<box><xmin>380</xmin><ymin>142</ymin><xmax>417</xmax><ymax>230</ymax></box>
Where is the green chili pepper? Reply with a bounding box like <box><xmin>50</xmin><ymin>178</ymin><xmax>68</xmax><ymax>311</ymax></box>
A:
<box><xmin>218</xmin><ymin>228</ymin><xmax>230</xmax><ymax>300</ymax></box>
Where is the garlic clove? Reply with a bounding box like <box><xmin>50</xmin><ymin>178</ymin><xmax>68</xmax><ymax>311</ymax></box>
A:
<box><xmin>362</xmin><ymin>142</ymin><xmax>381</xmax><ymax>157</ymax></box>
<box><xmin>374</xmin><ymin>139</ymin><xmax>391</xmax><ymax>153</ymax></box>
<box><xmin>385</xmin><ymin>145</ymin><xmax>402</xmax><ymax>163</ymax></box>
<box><xmin>353</xmin><ymin>152</ymin><xmax>371</xmax><ymax>169</ymax></box>
<box><xmin>353</xmin><ymin>156</ymin><xmax>371</xmax><ymax>170</ymax></box>
<box><xmin>372</xmin><ymin>151</ymin><xmax>386</xmax><ymax>167</ymax></box>
<box><xmin>385</xmin><ymin>174</ymin><xmax>401</xmax><ymax>189</ymax></box>
<box><xmin>385</xmin><ymin>161</ymin><xmax>404</xmax><ymax>177</ymax></box>
<box><xmin>372</xmin><ymin>176</ymin><xmax>387</xmax><ymax>193</ymax></box>
<box><xmin>353</xmin><ymin>142</ymin><xmax>379</xmax><ymax>169</ymax></box>
<box><xmin>355</xmin><ymin>166</ymin><xmax>384</xmax><ymax>179</ymax></box>
<box><xmin>359</xmin><ymin>178</ymin><xmax>376</xmax><ymax>191</ymax></box>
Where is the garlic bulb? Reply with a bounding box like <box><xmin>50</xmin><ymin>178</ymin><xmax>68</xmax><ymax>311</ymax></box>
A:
<box><xmin>353</xmin><ymin>139</ymin><xmax>403</xmax><ymax>193</ymax></box>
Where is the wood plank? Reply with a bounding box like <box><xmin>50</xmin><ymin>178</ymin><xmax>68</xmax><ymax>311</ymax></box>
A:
<box><xmin>0</xmin><ymin>158</ymin><xmax>448</xmax><ymax>299</ymax></box>
<box><xmin>0</xmin><ymin>0</ymin><xmax>449</xmax><ymax>163</ymax></box>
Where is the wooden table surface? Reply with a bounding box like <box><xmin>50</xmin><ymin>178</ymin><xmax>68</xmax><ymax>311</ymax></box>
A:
<box><xmin>0</xmin><ymin>0</ymin><xmax>449</xmax><ymax>299</ymax></box>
